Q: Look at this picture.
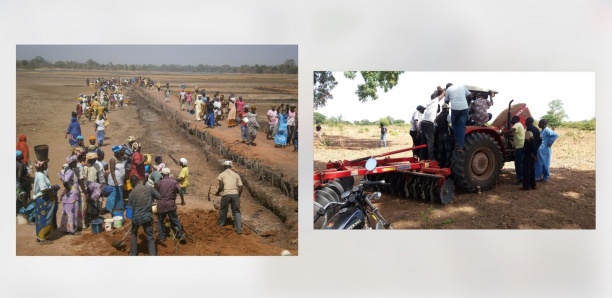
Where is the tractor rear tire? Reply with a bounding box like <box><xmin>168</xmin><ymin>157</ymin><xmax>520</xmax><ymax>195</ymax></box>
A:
<box><xmin>451</xmin><ymin>132</ymin><xmax>503</xmax><ymax>192</ymax></box>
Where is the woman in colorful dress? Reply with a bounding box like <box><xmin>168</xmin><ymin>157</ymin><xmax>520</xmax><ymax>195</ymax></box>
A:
<box><xmin>274</xmin><ymin>104</ymin><xmax>289</xmax><ymax>148</ymax></box>
<box><xmin>246</xmin><ymin>105</ymin><xmax>260</xmax><ymax>146</ymax></box>
<box><xmin>33</xmin><ymin>159</ymin><xmax>60</xmax><ymax>244</ymax></box>
<box><xmin>58</xmin><ymin>155</ymin><xmax>82</xmax><ymax>236</ymax></box>
<box><xmin>227</xmin><ymin>96</ymin><xmax>237</xmax><ymax>127</ymax></box>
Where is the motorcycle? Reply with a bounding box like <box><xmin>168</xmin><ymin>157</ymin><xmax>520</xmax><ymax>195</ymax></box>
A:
<box><xmin>314</xmin><ymin>158</ymin><xmax>392</xmax><ymax>229</ymax></box>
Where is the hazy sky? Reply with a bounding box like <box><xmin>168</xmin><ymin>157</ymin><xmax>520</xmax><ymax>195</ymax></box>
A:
<box><xmin>16</xmin><ymin>45</ymin><xmax>298</xmax><ymax>66</ymax></box>
<box><xmin>316</xmin><ymin>72</ymin><xmax>595</xmax><ymax>123</ymax></box>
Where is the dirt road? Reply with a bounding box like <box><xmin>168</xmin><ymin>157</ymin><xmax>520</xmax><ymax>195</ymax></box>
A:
<box><xmin>16</xmin><ymin>70</ymin><xmax>297</xmax><ymax>255</ymax></box>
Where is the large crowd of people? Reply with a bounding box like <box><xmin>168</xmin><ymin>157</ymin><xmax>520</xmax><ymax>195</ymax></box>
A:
<box><xmin>17</xmin><ymin>76</ymin><xmax>297</xmax><ymax>254</ymax></box>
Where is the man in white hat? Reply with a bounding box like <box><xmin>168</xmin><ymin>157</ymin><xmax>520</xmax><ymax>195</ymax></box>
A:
<box><xmin>176</xmin><ymin>158</ymin><xmax>189</xmax><ymax>194</ymax></box>
<box><xmin>215</xmin><ymin>160</ymin><xmax>243</xmax><ymax>234</ymax></box>
<box><xmin>156</xmin><ymin>167</ymin><xmax>186</xmax><ymax>243</ymax></box>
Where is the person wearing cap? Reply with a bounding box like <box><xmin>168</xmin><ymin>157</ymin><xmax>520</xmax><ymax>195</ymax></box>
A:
<box><xmin>410</xmin><ymin>105</ymin><xmax>425</xmax><ymax>157</ymax></box>
<box><xmin>106</xmin><ymin>145</ymin><xmax>127</xmax><ymax>213</ymax></box>
<box><xmin>266</xmin><ymin>105</ymin><xmax>279</xmax><ymax>139</ymax></box>
<box><xmin>175</xmin><ymin>158</ymin><xmax>189</xmax><ymax>194</ymax></box>
<box><xmin>434</xmin><ymin>103</ymin><xmax>452</xmax><ymax>167</ymax></box>
<box><xmin>215</xmin><ymin>161</ymin><xmax>244</xmax><ymax>234</ymax></box>
<box><xmin>521</xmin><ymin>117</ymin><xmax>541</xmax><ymax>190</ymax></box>
<box><xmin>58</xmin><ymin>155</ymin><xmax>82</xmax><ymax>236</ymax></box>
<box><xmin>16</xmin><ymin>150</ymin><xmax>31</xmax><ymax>211</ymax></box>
<box><xmin>127</xmin><ymin>175</ymin><xmax>160</xmax><ymax>256</ymax></box>
<box><xmin>246</xmin><ymin>105</ymin><xmax>261</xmax><ymax>146</ymax></box>
<box><xmin>66</xmin><ymin>116</ymin><xmax>82</xmax><ymax>148</ymax></box>
<box><xmin>420</xmin><ymin>88</ymin><xmax>446</xmax><ymax>159</ymax></box>
<box><xmin>443</xmin><ymin>83</ymin><xmax>474</xmax><ymax>152</ymax></box>
<box><xmin>156</xmin><ymin>167</ymin><xmax>186</xmax><ymax>243</ymax></box>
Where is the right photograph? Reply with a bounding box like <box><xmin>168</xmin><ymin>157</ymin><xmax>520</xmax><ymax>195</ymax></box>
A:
<box><xmin>313</xmin><ymin>71</ymin><xmax>595</xmax><ymax>230</ymax></box>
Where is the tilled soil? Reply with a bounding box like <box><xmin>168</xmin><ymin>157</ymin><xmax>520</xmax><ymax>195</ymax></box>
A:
<box><xmin>15</xmin><ymin>70</ymin><xmax>297</xmax><ymax>256</ymax></box>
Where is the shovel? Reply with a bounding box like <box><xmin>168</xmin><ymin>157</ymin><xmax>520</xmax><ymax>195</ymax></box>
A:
<box><xmin>112</xmin><ymin>223</ymin><xmax>132</xmax><ymax>249</ymax></box>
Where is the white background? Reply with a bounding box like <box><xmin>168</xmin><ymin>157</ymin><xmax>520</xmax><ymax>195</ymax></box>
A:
<box><xmin>1</xmin><ymin>0</ymin><xmax>610</xmax><ymax>297</ymax></box>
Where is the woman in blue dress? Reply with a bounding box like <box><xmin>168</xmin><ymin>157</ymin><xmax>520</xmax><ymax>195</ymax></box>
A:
<box><xmin>274</xmin><ymin>104</ymin><xmax>289</xmax><ymax>148</ymax></box>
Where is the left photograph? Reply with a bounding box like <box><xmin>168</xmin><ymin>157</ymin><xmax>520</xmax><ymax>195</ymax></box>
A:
<box><xmin>15</xmin><ymin>45</ymin><xmax>298</xmax><ymax>256</ymax></box>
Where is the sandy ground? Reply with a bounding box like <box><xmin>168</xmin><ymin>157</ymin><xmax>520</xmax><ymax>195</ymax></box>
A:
<box><xmin>314</xmin><ymin>124</ymin><xmax>595</xmax><ymax>229</ymax></box>
<box><xmin>15</xmin><ymin>70</ymin><xmax>297</xmax><ymax>255</ymax></box>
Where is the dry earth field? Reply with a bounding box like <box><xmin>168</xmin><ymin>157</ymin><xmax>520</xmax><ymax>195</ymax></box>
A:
<box><xmin>15</xmin><ymin>70</ymin><xmax>298</xmax><ymax>256</ymax></box>
<box><xmin>314</xmin><ymin>123</ymin><xmax>595</xmax><ymax>229</ymax></box>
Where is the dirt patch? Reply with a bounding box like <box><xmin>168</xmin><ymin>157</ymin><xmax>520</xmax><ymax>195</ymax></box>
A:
<box><xmin>314</xmin><ymin>124</ymin><xmax>595</xmax><ymax>229</ymax></box>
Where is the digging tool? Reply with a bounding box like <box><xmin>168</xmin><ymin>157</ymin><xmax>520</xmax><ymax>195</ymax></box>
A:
<box><xmin>112</xmin><ymin>223</ymin><xmax>132</xmax><ymax>249</ymax></box>
<box><xmin>207</xmin><ymin>185</ymin><xmax>212</xmax><ymax>201</ymax></box>
<box><xmin>168</xmin><ymin>153</ymin><xmax>180</xmax><ymax>166</ymax></box>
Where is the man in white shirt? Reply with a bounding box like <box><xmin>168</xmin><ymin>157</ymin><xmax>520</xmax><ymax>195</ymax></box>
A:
<box><xmin>444</xmin><ymin>83</ymin><xmax>473</xmax><ymax>152</ymax></box>
<box><xmin>421</xmin><ymin>88</ymin><xmax>445</xmax><ymax>160</ymax></box>
<box><xmin>410</xmin><ymin>105</ymin><xmax>425</xmax><ymax>157</ymax></box>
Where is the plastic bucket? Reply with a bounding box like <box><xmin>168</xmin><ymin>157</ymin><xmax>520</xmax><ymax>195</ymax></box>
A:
<box><xmin>104</xmin><ymin>218</ymin><xmax>114</xmax><ymax>231</ymax></box>
<box><xmin>125</xmin><ymin>206</ymin><xmax>133</xmax><ymax>219</ymax></box>
<box><xmin>113</xmin><ymin>216</ymin><xmax>124</xmax><ymax>228</ymax></box>
<box><xmin>91</xmin><ymin>219</ymin><xmax>103</xmax><ymax>234</ymax></box>
<box><xmin>34</xmin><ymin>144</ymin><xmax>49</xmax><ymax>161</ymax></box>
<box><xmin>112</xmin><ymin>210</ymin><xmax>123</xmax><ymax>218</ymax></box>
<box><xmin>152</xmin><ymin>203</ymin><xmax>158</xmax><ymax>215</ymax></box>
<box><xmin>16</xmin><ymin>214</ymin><xmax>28</xmax><ymax>225</ymax></box>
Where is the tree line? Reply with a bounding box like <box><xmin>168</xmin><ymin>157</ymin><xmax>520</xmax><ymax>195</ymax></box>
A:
<box><xmin>16</xmin><ymin>56</ymin><xmax>298</xmax><ymax>74</ymax></box>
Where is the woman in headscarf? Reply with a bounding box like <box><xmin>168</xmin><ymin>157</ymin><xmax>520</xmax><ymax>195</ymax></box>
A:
<box><xmin>58</xmin><ymin>155</ymin><xmax>82</xmax><ymax>235</ymax></box>
<box><xmin>65</xmin><ymin>117</ymin><xmax>82</xmax><ymax>148</ymax></box>
<box><xmin>274</xmin><ymin>104</ymin><xmax>289</xmax><ymax>148</ymax></box>
<box><xmin>246</xmin><ymin>105</ymin><xmax>260</xmax><ymax>146</ymax></box>
<box><xmin>227</xmin><ymin>95</ymin><xmax>237</xmax><ymax>128</ymax></box>
<box><xmin>33</xmin><ymin>159</ymin><xmax>60</xmax><ymax>244</ymax></box>
<box><xmin>194</xmin><ymin>95</ymin><xmax>204</xmax><ymax>121</ymax></box>
<box><xmin>185</xmin><ymin>91</ymin><xmax>192</xmax><ymax>111</ymax></box>
<box><xmin>16</xmin><ymin>134</ymin><xmax>30</xmax><ymax>164</ymax></box>
<box><xmin>129</xmin><ymin>142</ymin><xmax>146</xmax><ymax>183</ymax></box>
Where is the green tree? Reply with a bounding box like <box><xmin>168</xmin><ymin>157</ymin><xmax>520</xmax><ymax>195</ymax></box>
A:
<box><xmin>313</xmin><ymin>71</ymin><xmax>338</xmax><ymax>109</ymax></box>
<box><xmin>314</xmin><ymin>112</ymin><xmax>327</xmax><ymax>124</ymax></box>
<box><xmin>541</xmin><ymin>99</ymin><xmax>567</xmax><ymax>129</ymax></box>
<box><xmin>378</xmin><ymin>117</ymin><xmax>391</xmax><ymax>126</ymax></box>
<box><xmin>313</xmin><ymin>71</ymin><xmax>403</xmax><ymax>109</ymax></box>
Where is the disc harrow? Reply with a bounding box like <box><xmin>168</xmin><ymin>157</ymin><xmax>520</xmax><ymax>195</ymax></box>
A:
<box><xmin>314</xmin><ymin>145</ymin><xmax>455</xmax><ymax>207</ymax></box>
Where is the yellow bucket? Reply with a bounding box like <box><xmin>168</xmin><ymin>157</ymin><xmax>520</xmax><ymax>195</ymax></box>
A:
<box><xmin>124</xmin><ymin>179</ymin><xmax>132</xmax><ymax>191</ymax></box>
<box><xmin>144</xmin><ymin>154</ymin><xmax>152</xmax><ymax>165</ymax></box>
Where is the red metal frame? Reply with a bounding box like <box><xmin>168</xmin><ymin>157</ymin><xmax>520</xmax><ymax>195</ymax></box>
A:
<box><xmin>314</xmin><ymin>144</ymin><xmax>452</xmax><ymax>198</ymax></box>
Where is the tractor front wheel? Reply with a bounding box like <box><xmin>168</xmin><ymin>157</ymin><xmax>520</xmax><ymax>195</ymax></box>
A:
<box><xmin>451</xmin><ymin>132</ymin><xmax>503</xmax><ymax>192</ymax></box>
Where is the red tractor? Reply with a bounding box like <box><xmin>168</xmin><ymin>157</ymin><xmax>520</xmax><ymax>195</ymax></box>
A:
<box><xmin>314</xmin><ymin>86</ymin><xmax>532</xmax><ymax>213</ymax></box>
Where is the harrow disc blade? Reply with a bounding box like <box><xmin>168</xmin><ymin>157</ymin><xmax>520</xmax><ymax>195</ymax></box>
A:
<box><xmin>326</xmin><ymin>180</ymin><xmax>344</xmax><ymax>197</ymax></box>
<box><xmin>404</xmin><ymin>177</ymin><xmax>414</xmax><ymax>199</ymax></box>
<box><xmin>439</xmin><ymin>178</ymin><xmax>455</xmax><ymax>205</ymax></box>
<box><xmin>396</xmin><ymin>175</ymin><xmax>407</xmax><ymax>198</ymax></box>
